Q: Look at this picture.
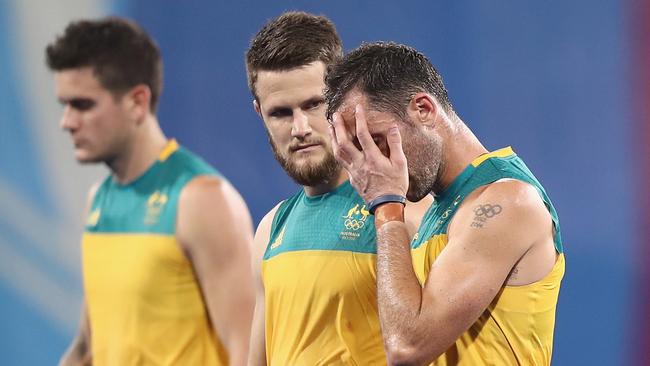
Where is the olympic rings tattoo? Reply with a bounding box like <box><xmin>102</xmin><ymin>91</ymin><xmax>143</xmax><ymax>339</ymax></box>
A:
<box><xmin>471</xmin><ymin>203</ymin><xmax>503</xmax><ymax>228</ymax></box>
<box><xmin>473</xmin><ymin>204</ymin><xmax>503</xmax><ymax>218</ymax></box>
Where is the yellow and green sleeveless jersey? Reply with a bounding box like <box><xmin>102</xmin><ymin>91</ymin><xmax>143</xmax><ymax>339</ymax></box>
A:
<box><xmin>262</xmin><ymin>181</ymin><xmax>386</xmax><ymax>365</ymax></box>
<box><xmin>411</xmin><ymin>147</ymin><xmax>565</xmax><ymax>366</ymax></box>
<box><xmin>82</xmin><ymin>140</ymin><xmax>228</xmax><ymax>366</ymax></box>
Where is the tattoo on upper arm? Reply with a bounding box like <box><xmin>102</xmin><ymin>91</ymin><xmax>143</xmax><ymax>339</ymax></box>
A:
<box><xmin>470</xmin><ymin>204</ymin><xmax>503</xmax><ymax>228</ymax></box>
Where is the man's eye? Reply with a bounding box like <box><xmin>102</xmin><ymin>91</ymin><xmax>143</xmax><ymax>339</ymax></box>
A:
<box><xmin>70</xmin><ymin>99</ymin><xmax>95</xmax><ymax>111</ymax></box>
<box><xmin>306</xmin><ymin>100</ymin><xmax>323</xmax><ymax>109</ymax></box>
<box><xmin>269</xmin><ymin>109</ymin><xmax>291</xmax><ymax>118</ymax></box>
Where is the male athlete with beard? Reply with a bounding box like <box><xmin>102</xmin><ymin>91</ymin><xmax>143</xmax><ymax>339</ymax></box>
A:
<box><xmin>245</xmin><ymin>13</ymin><xmax>431</xmax><ymax>366</ymax></box>
<box><xmin>327</xmin><ymin>42</ymin><xmax>564</xmax><ymax>365</ymax></box>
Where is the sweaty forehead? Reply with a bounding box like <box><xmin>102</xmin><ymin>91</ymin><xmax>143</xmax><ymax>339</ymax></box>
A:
<box><xmin>335</xmin><ymin>89</ymin><xmax>400</xmax><ymax>135</ymax></box>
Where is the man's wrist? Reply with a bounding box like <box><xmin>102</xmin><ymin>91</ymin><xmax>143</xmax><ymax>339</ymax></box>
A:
<box><xmin>374</xmin><ymin>202</ymin><xmax>405</xmax><ymax>228</ymax></box>
<box><xmin>368</xmin><ymin>194</ymin><xmax>406</xmax><ymax>214</ymax></box>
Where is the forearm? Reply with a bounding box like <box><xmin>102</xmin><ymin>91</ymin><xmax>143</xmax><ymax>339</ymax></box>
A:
<box><xmin>247</xmin><ymin>335</ymin><xmax>266</xmax><ymax>366</ymax></box>
<box><xmin>216</xmin><ymin>282</ymin><xmax>255</xmax><ymax>366</ymax></box>
<box><xmin>247</xmin><ymin>302</ymin><xmax>267</xmax><ymax>366</ymax></box>
<box><xmin>212</xmin><ymin>294</ymin><xmax>254</xmax><ymax>366</ymax></box>
<box><xmin>375</xmin><ymin>205</ymin><xmax>428</xmax><ymax>364</ymax></box>
<box><xmin>228</xmin><ymin>351</ymin><xmax>248</xmax><ymax>366</ymax></box>
<box><xmin>221</xmin><ymin>330</ymin><xmax>250</xmax><ymax>366</ymax></box>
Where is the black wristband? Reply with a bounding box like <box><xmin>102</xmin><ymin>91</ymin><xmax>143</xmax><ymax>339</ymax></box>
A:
<box><xmin>368</xmin><ymin>194</ymin><xmax>406</xmax><ymax>215</ymax></box>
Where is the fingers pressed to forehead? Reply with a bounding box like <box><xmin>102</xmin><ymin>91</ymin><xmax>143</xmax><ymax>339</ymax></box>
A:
<box><xmin>328</xmin><ymin>125</ymin><xmax>350</xmax><ymax>168</ymax></box>
<box><xmin>330</xmin><ymin>113</ymin><xmax>361</xmax><ymax>167</ymax></box>
<box><xmin>387</xmin><ymin>125</ymin><xmax>407</xmax><ymax>164</ymax></box>
<box><xmin>331</xmin><ymin>112</ymin><xmax>351</xmax><ymax>143</ymax></box>
<box><xmin>332</xmin><ymin>113</ymin><xmax>362</xmax><ymax>155</ymax></box>
<box><xmin>354</xmin><ymin>105</ymin><xmax>381</xmax><ymax>154</ymax></box>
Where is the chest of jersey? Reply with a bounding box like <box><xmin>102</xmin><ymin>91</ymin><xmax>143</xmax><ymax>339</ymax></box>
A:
<box><xmin>80</xmin><ymin>141</ymin><xmax>226</xmax><ymax>365</ymax></box>
<box><xmin>261</xmin><ymin>183</ymin><xmax>386</xmax><ymax>365</ymax></box>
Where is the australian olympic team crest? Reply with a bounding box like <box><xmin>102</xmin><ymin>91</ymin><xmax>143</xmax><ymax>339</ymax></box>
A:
<box><xmin>145</xmin><ymin>190</ymin><xmax>168</xmax><ymax>225</ymax></box>
<box><xmin>339</xmin><ymin>203</ymin><xmax>370</xmax><ymax>240</ymax></box>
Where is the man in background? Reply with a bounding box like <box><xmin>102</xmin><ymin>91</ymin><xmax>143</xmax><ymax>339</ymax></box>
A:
<box><xmin>47</xmin><ymin>17</ymin><xmax>255</xmax><ymax>365</ymax></box>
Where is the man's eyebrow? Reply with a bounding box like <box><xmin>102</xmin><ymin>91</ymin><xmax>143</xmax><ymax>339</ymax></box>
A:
<box><xmin>302</xmin><ymin>95</ymin><xmax>325</xmax><ymax>104</ymax></box>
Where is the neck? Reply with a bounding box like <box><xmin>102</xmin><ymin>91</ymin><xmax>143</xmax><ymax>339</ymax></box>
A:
<box><xmin>436</xmin><ymin>117</ymin><xmax>488</xmax><ymax>194</ymax></box>
<box><xmin>303</xmin><ymin>169</ymin><xmax>349</xmax><ymax>197</ymax></box>
<box><xmin>109</xmin><ymin>115</ymin><xmax>168</xmax><ymax>184</ymax></box>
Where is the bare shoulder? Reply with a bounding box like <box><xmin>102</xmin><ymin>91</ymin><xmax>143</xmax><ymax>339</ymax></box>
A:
<box><xmin>474</xmin><ymin>179</ymin><xmax>548</xmax><ymax>220</ymax></box>
<box><xmin>177</xmin><ymin>175</ymin><xmax>253</xmax><ymax>252</ymax></box>
<box><xmin>179</xmin><ymin>175</ymin><xmax>243</xmax><ymax>206</ymax></box>
<box><xmin>253</xmin><ymin>202</ymin><xmax>283</xmax><ymax>259</ymax></box>
<box><xmin>178</xmin><ymin>175</ymin><xmax>252</xmax><ymax>224</ymax></box>
<box><xmin>476</xmin><ymin>179</ymin><xmax>542</xmax><ymax>202</ymax></box>
<box><xmin>451</xmin><ymin>179</ymin><xmax>550</xmax><ymax>244</ymax></box>
<box><xmin>256</xmin><ymin>202</ymin><xmax>283</xmax><ymax>240</ymax></box>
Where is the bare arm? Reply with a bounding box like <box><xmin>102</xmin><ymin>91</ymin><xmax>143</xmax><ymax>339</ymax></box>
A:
<box><xmin>177</xmin><ymin>176</ymin><xmax>255</xmax><ymax>366</ymax></box>
<box><xmin>375</xmin><ymin>182</ymin><xmax>549</xmax><ymax>365</ymax></box>
<box><xmin>247</xmin><ymin>204</ymin><xmax>281</xmax><ymax>366</ymax></box>
<box><xmin>330</xmin><ymin>106</ymin><xmax>553</xmax><ymax>365</ymax></box>
<box><xmin>59</xmin><ymin>183</ymin><xmax>99</xmax><ymax>366</ymax></box>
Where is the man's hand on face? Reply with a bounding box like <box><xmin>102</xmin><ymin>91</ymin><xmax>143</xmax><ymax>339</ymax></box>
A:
<box><xmin>329</xmin><ymin>104</ymin><xmax>409</xmax><ymax>204</ymax></box>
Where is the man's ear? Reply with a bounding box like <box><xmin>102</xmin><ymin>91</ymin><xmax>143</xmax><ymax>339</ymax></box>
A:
<box><xmin>126</xmin><ymin>84</ymin><xmax>151</xmax><ymax>122</ymax></box>
<box><xmin>253</xmin><ymin>99</ymin><xmax>262</xmax><ymax>117</ymax></box>
<box><xmin>408</xmin><ymin>92</ymin><xmax>438</xmax><ymax>126</ymax></box>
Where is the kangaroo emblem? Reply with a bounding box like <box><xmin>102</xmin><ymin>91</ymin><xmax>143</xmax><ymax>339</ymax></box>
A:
<box><xmin>344</xmin><ymin>204</ymin><xmax>360</xmax><ymax>218</ymax></box>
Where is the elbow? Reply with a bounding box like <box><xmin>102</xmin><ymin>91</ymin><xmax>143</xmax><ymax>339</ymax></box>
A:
<box><xmin>385</xmin><ymin>341</ymin><xmax>427</xmax><ymax>366</ymax></box>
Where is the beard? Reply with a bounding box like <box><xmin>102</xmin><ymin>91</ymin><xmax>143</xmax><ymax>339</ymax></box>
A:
<box><xmin>401</xmin><ymin>122</ymin><xmax>444</xmax><ymax>202</ymax></box>
<box><xmin>268</xmin><ymin>134</ymin><xmax>340</xmax><ymax>187</ymax></box>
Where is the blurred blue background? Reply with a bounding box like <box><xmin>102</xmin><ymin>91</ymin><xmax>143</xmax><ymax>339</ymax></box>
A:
<box><xmin>1</xmin><ymin>1</ymin><xmax>646</xmax><ymax>364</ymax></box>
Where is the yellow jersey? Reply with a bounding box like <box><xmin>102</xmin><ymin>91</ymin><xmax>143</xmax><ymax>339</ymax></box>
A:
<box><xmin>82</xmin><ymin>140</ymin><xmax>228</xmax><ymax>365</ymax></box>
<box><xmin>262</xmin><ymin>181</ymin><xmax>386</xmax><ymax>365</ymax></box>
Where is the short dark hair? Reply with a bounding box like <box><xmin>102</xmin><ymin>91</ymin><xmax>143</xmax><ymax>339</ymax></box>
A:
<box><xmin>46</xmin><ymin>17</ymin><xmax>163</xmax><ymax>112</ymax></box>
<box><xmin>245</xmin><ymin>11</ymin><xmax>343</xmax><ymax>99</ymax></box>
<box><xmin>325</xmin><ymin>42</ymin><xmax>453</xmax><ymax>121</ymax></box>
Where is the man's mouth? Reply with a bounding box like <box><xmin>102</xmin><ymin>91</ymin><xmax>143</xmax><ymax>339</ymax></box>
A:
<box><xmin>290</xmin><ymin>142</ymin><xmax>321</xmax><ymax>153</ymax></box>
